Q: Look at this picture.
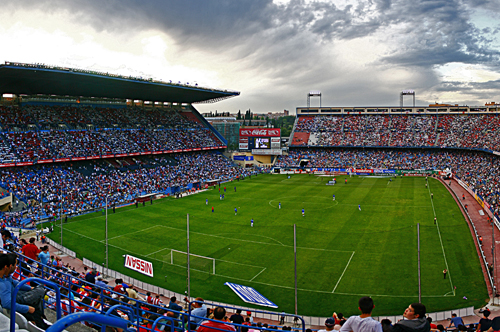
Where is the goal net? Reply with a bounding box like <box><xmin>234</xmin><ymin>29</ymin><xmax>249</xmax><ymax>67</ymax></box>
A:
<box><xmin>169</xmin><ymin>249</ymin><xmax>216</xmax><ymax>274</ymax></box>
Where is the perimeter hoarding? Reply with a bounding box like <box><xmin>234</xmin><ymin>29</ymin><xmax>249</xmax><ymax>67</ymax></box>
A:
<box><xmin>273</xmin><ymin>168</ymin><xmax>440</xmax><ymax>176</ymax></box>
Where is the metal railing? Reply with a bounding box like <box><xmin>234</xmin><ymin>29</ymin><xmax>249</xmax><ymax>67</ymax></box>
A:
<box><xmin>9</xmin><ymin>250</ymin><xmax>306</xmax><ymax>332</ymax></box>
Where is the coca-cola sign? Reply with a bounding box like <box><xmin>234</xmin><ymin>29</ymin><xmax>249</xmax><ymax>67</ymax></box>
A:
<box><xmin>240</xmin><ymin>128</ymin><xmax>280</xmax><ymax>137</ymax></box>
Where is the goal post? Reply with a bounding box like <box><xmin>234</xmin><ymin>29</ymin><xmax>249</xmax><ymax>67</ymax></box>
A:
<box><xmin>170</xmin><ymin>249</ymin><xmax>216</xmax><ymax>274</ymax></box>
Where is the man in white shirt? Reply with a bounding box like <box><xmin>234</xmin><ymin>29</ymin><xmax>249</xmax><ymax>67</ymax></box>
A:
<box><xmin>340</xmin><ymin>297</ymin><xmax>382</xmax><ymax>332</ymax></box>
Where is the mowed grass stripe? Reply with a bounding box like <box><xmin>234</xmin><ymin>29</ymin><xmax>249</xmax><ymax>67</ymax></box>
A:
<box><xmin>49</xmin><ymin>174</ymin><xmax>487</xmax><ymax>316</ymax></box>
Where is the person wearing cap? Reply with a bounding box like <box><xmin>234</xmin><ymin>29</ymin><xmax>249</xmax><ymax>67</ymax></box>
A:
<box><xmin>340</xmin><ymin>297</ymin><xmax>382</xmax><ymax>332</ymax></box>
<box><xmin>318</xmin><ymin>317</ymin><xmax>336</xmax><ymax>332</ymax></box>
<box><xmin>85</xmin><ymin>269</ymin><xmax>97</xmax><ymax>284</ymax></box>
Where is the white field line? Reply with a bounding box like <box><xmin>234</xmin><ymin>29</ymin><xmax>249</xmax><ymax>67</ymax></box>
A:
<box><xmin>156</xmin><ymin>225</ymin><xmax>354</xmax><ymax>253</ymax></box>
<box><xmin>58</xmin><ymin>219</ymin><xmax>452</xmax><ymax>298</ymax></box>
<box><xmin>332</xmin><ymin>251</ymin><xmax>355</xmax><ymax>293</ymax></box>
<box><xmin>101</xmin><ymin>225</ymin><xmax>162</xmax><ymax>242</ymax></box>
<box><xmin>268</xmin><ymin>200</ymin><xmax>430</xmax><ymax>209</ymax></box>
<box><xmin>54</xmin><ymin>202</ymin><xmax>166</xmax><ymax>226</ymax></box>
<box><xmin>428</xmin><ymin>179</ymin><xmax>455</xmax><ymax>296</ymax></box>
<box><xmin>249</xmin><ymin>268</ymin><xmax>267</xmax><ymax>282</ymax></box>
<box><xmin>144</xmin><ymin>247</ymin><xmax>170</xmax><ymax>257</ymax></box>
<box><xmin>145</xmin><ymin>247</ymin><xmax>266</xmax><ymax>269</ymax></box>
<box><xmin>62</xmin><ymin>227</ymin><xmax>266</xmax><ymax>279</ymax></box>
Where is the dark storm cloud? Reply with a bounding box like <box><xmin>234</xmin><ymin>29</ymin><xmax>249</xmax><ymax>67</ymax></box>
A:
<box><xmin>3</xmin><ymin>0</ymin><xmax>500</xmax><ymax>108</ymax></box>
<box><xmin>378</xmin><ymin>0</ymin><xmax>500</xmax><ymax>67</ymax></box>
<box><xmin>4</xmin><ymin>0</ymin><xmax>277</xmax><ymax>48</ymax></box>
<box><xmin>4</xmin><ymin>0</ymin><xmax>499</xmax><ymax>69</ymax></box>
<box><xmin>437</xmin><ymin>79</ymin><xmax>500</xmax><ymax>92</ymax></box>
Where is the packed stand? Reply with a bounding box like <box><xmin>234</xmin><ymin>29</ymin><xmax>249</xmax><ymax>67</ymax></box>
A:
<box><xmin>0</xmin><ymin>105</ymin><xmax>222</xmax><ymax>164</ymax></box>
<box><xmin>0</xmin><ymin>152</ymin><xmax>253</xmax><ymax>227</ymax></box>
<box><xmin>292</xmin><ymin>114</ymin><xmax>500</xmax><ymax>151</ymax></box>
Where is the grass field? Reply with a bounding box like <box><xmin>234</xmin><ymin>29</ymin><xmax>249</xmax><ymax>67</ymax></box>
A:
<box><xmin>47</xmin><ymin>174</ymin><xmax>488</xmax><ymax>317</ymax></box>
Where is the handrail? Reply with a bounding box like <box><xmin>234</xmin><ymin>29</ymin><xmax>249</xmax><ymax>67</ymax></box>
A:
<box><xmin>103</xmin><ymin>305</ymin><xmax>136</xmax><ymax>332</ymax></box>
<box><xmin>12</xmin><ymin>251</ymin><xmax>307</xmax><ymax>331</ymax></box>
<box><xmin>46</xmin><ymin>311</ymin><xmax>132</xmax><ymax>332</ymax></box>
<box><xmin>10</xmin><ymin>277</ymin><xmax>62</xmax><ymax>332</ymax></box>
<box><xmin>151</xmin><ymin>315</ymin><xmax>176</xmax><ymax>332</ymax></box>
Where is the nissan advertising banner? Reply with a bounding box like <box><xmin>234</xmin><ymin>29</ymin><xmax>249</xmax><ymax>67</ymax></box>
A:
<box><xmin>124</xmin><ymin>255</ymin><xmax>154</xmax><ymax>277</ymax></box>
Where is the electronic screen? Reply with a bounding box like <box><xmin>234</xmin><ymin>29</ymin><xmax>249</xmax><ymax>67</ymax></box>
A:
<box><xmin>254</xmin><ymin>137</ymin><xmax>270</xmax><ymax>149</ymax></box>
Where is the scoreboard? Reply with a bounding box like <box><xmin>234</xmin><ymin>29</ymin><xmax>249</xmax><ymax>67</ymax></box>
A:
<box><xmin>254</xmin><ymin>137</ymin><xmax>271</xmax><ymax>149</ymax></box>
<box><xmin>239</xmin><ymin>128</ymin><xmax>281</xmax><ymax>152</ymax></box>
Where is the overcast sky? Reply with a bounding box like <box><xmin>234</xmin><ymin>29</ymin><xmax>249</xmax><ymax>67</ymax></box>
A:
<box><xmin>1</xmin><ymin>0</ymin><xmax>500</xmax><ymax>114</ymax></box>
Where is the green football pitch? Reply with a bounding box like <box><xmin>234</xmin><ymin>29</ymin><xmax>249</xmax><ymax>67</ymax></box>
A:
<box><xmin>48</xmin><ymin>174</ymin><xmax>488</xmax><ymax>317</ymax></box>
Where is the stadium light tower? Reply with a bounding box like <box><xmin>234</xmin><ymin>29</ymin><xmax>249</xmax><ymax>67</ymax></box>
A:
<box><xmin>60</xmin><ymin>188</ymin><xmax>63</xmax><ymax>246</ymax></box>
<box><xmin>105</xmin><ymin>195</ymin><xmax>108</xmax><ymax>277</ymax></box>
<box><xmin>307</xmin><ymin>91</ymin><xmax>321</xmax><ymax>108</ymax></box>
<box><xmin>400</xmin><ymin>90</ymin><xmax>415</xmax><ymax>107</ymax></box>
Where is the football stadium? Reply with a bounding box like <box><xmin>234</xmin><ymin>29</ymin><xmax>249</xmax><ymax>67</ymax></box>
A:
<box><xmin>0</xmin><ymin>62</ymin><xmax>499</xmax><ymax>331</ymax></box>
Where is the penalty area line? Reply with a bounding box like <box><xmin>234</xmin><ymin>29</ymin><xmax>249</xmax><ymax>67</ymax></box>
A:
<box><xmin>249</xmin><ymin>268</ymin><xmax>267</xmax><ymax>282</ymax></box>
<box><xmin>100</xmin><ymin>225</ymin><xmax>162</xmax><ymax>243</ymax></box>
<box><xmin>145</xmin><ymin>247</ymin><xmax>170</xmax><ymax>257</ymax></box>
<box><xmin>332</xmin><ymin>251</ymin><xmax>355</xmax><ymax>293</ymax></box>
<box><xmin>49</xmin><ymin>228</ymin><xmax>454</xmax><ymax>298</ymax></box>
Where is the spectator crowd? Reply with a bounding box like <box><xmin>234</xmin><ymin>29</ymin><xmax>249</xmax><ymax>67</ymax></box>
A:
<box><xmin>0</xmin><ymin>105</ymin><xmax>222</xmax><ymax>164</ymax></box>
<box><xmin>0</xmin><ymin>152</ymin><xmax>254</xmax><ymax>227</ymax></box>
<box><xmin>292</xmin><ymin>114</ymin><xmax>500</xmax><ymax>152</ymax></box>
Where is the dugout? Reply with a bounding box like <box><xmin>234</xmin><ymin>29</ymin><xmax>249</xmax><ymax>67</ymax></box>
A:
<box><xmin>299</xmin><ymin>159</ymin><xmax>309</xmax><ymax>167</ymax></box>
<box><xmin>230</xmin><ymin>151</ymin><xmax>275</xmax><ymax>167</ymax></box>
<box><xmin>135</xmin><ymin>193</ymin><xmax>157</xmax><ymax>203</ymax></box>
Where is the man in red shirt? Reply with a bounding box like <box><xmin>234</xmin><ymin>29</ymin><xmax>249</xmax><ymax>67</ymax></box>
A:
<box><xmin>113</xmin><ymin>278</ymin><xmax>126</xmax><ymax>295</ymax></box>
<box><xmin>198</xmin><ymin>307</ymin><xmax>236</xmax><ymax>332</ymax></box>
<box><xmin>21</xmin><ymin>238</ymin><xmax>39</xmax><ymax>262</ymax></box>
<box><xmin>146</xmin><ymin>292</ymin><xmax>154</xmax><ymax>304</ymax></box>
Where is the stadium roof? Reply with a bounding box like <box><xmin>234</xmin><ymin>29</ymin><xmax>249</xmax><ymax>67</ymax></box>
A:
<box><xmin>0</xmin><ymin>62</ymin><xmax>240</xmax><ymax>104</ymax></box>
